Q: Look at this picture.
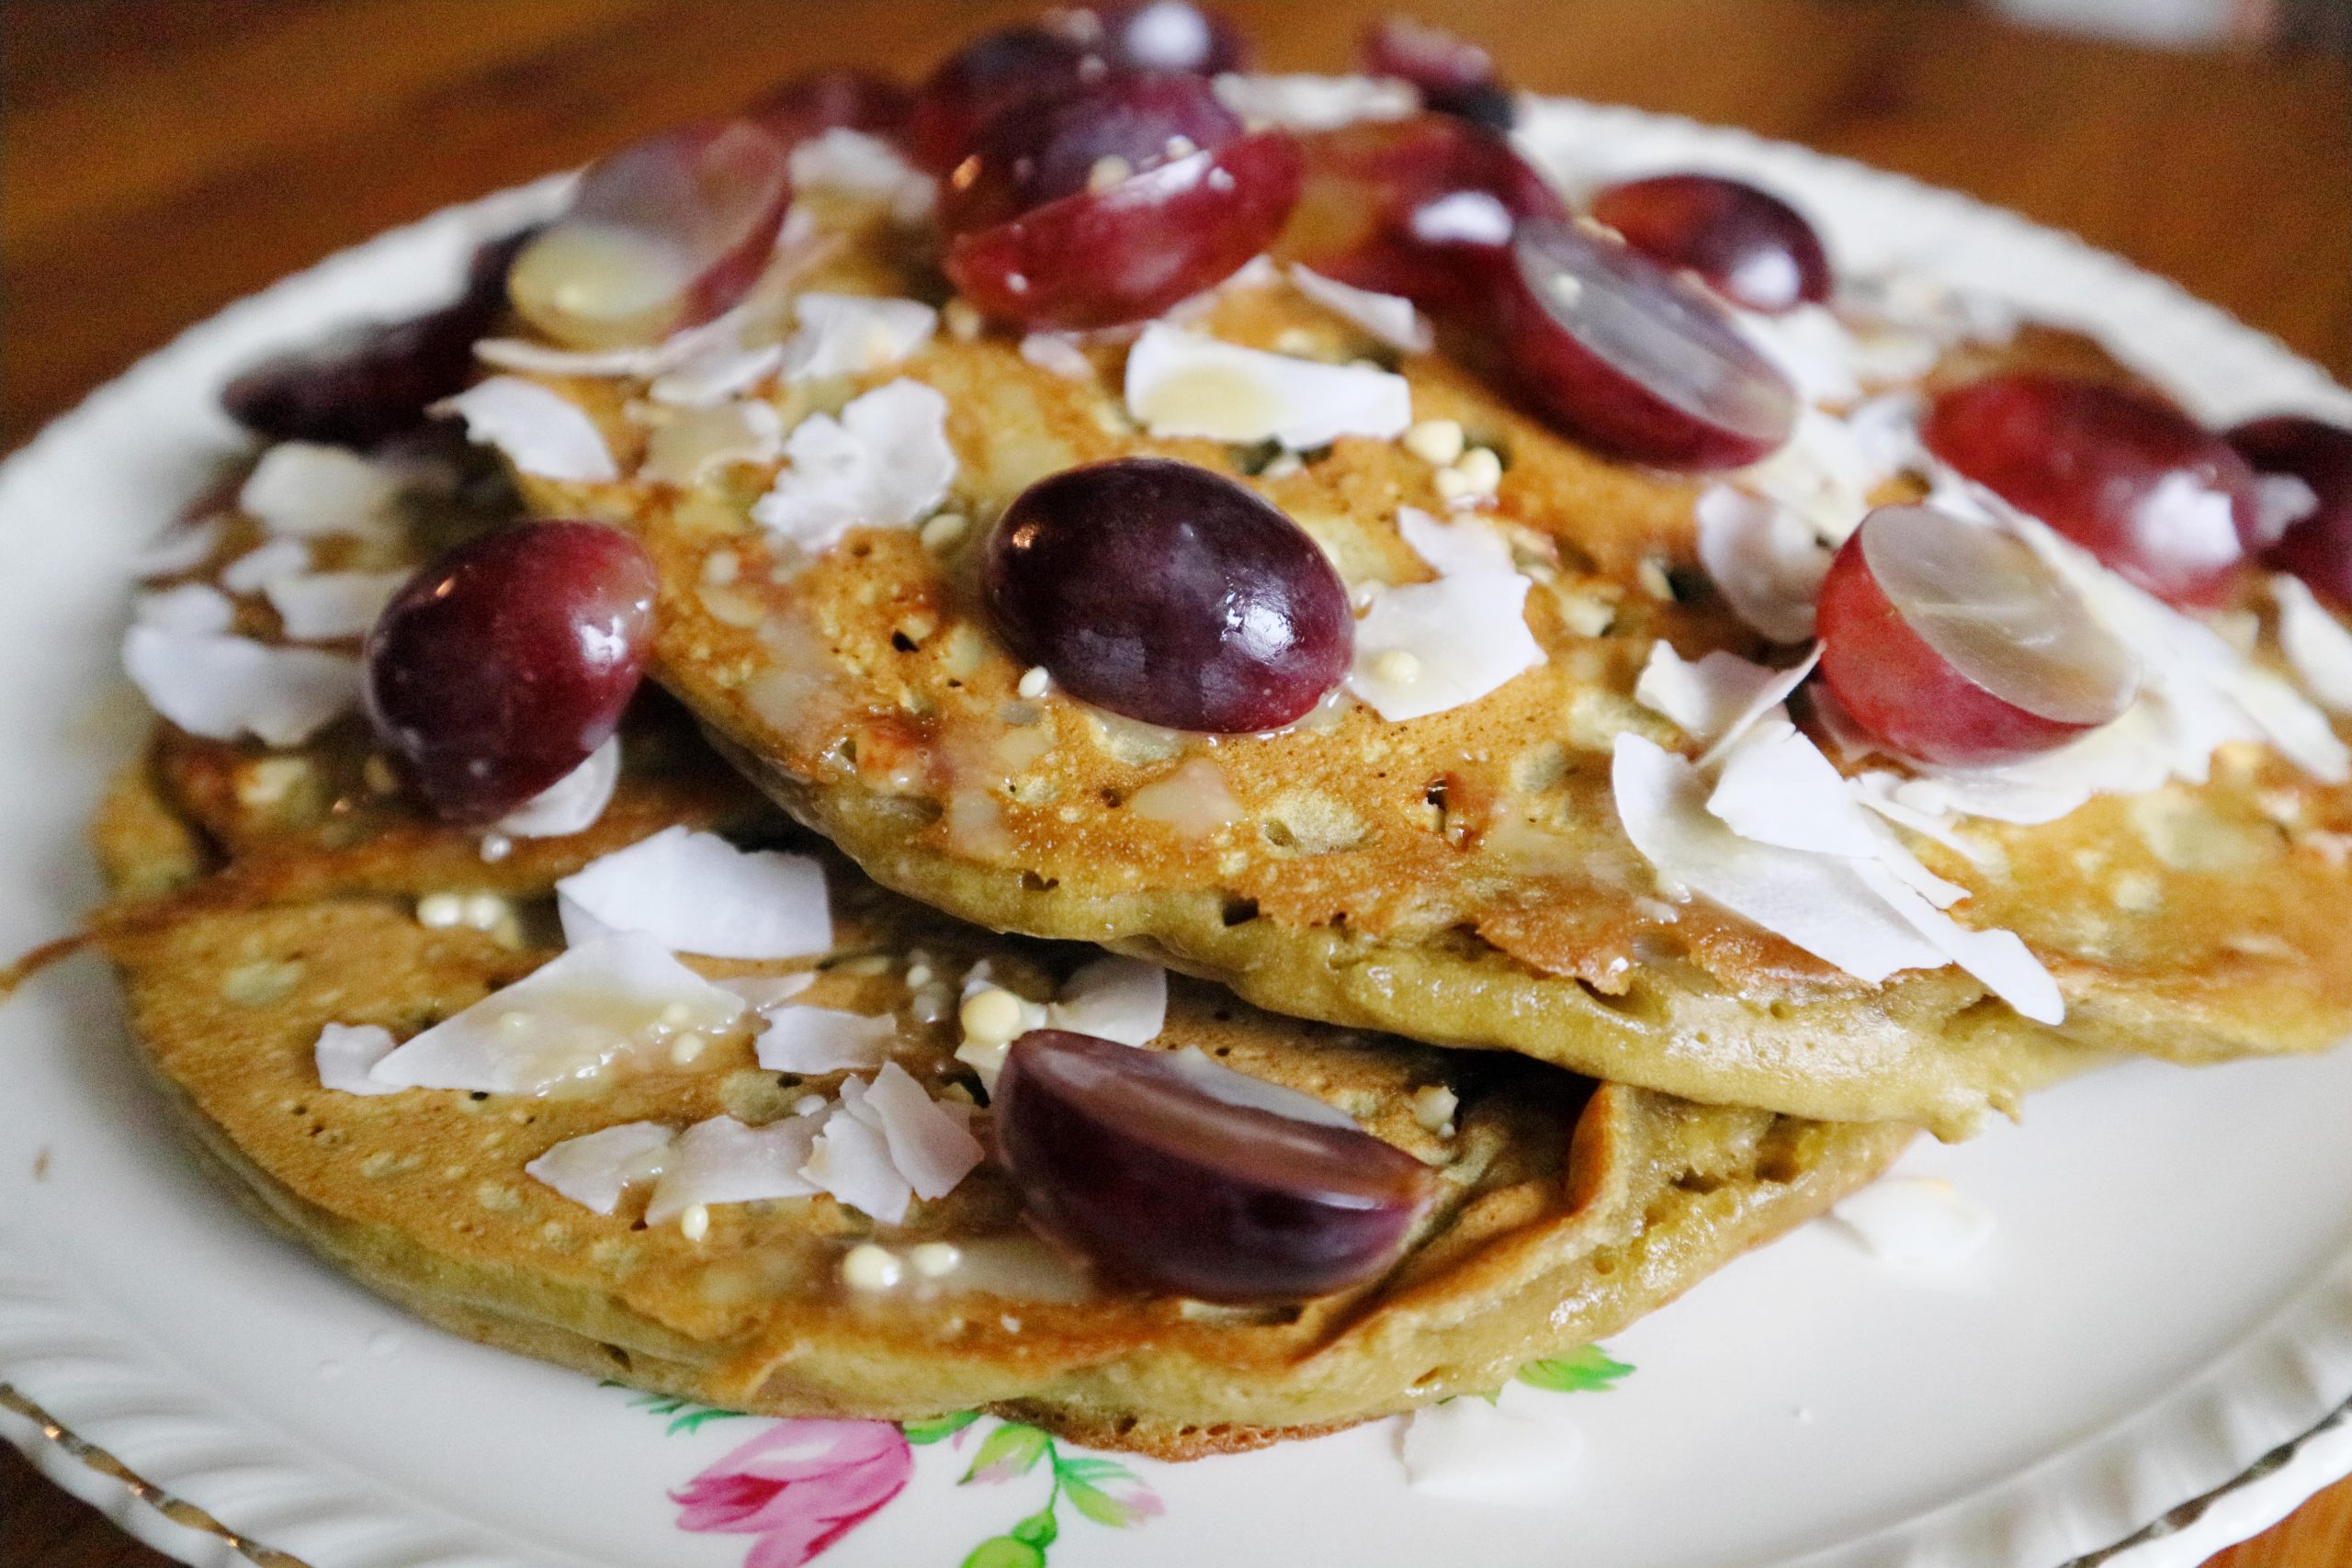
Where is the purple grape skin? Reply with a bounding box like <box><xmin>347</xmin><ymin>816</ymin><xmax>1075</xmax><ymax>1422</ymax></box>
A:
<box><xmin>981</xmin><ymin>458</ymin><xmax>1353</xmax><ymax>733</ymax></box>
<box><xmin>993</xmin><ymin>1030</ymin><xmax>1437</xmax><ymax>1303</ymax></box>
<box><xmin>1590</xmin><ymin>173</ymin><xmax>1833</xmax><ymax>315</ymax></box>
<box><xmin>220</xmin><ymin>226</ymin><xmax>536</xmax><ymax>449</ymax></box>
<box><xmin>363</xmin><ymin>521</ymin><xmax>655</xmax><ymax>822</ymax></box>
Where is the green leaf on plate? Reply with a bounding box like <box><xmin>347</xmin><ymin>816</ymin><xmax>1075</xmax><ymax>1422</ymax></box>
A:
<box><xmin>1010</xmin><ymin>1505</ymin><xmax>1060</xmax><ymax>1548</ymax></box>
<box><xmin>904</xmin><ymin>1410</ymin><xmax>983</xmax><ymax>1446</ymax></box>
<box><xmin>963</xmin><ymin>1422</ymin><xmax>1052</xmax><ymax>1483</ymax></box>
<box><xmin>1517</xmin><ymin>1344</ymin><xmax>1634</xmax><ymax>1393</ymax></box>
<box><xmin>961</xmin><ymin>1536</ymin><xmax>1046</xmax><ymax>1568</ymax></box>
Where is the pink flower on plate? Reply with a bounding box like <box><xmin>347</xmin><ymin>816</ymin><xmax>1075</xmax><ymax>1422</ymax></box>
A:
<box><xmin>670</xmin><ymin>1418</ymin><xmax>913</xmax><ymax>1568</ymax></box>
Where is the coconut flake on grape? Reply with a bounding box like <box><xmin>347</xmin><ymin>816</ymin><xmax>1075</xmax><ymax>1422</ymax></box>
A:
<box><xmin>1125</xmin><ymin>324</ymin><xmax>1412</xmax><ymax>450</ymax></box>
<box><xmin>750</xmin><ymin>378</ymin><xmax>956</xmax><ymax>552</ymax></box>
<box><xmin>437</xmin><ymin>377</ymin><xmax>619</xmax><ymax>482</ymax></box>
<box><xmin>555</xmin><ymin>826</ymin><xmax>832</xmax><ymax>959</ymax></box>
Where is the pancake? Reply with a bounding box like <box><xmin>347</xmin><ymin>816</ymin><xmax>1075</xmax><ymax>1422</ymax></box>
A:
<box><xmin>482</xmin><ymin>164</ymin><xmax>2352</xmax><ymax>1139</ymax></box>
<box><xmin>91</xmin><ymin>708</ymin><xmax>1908</xmax><ymax>1458</ymax></box>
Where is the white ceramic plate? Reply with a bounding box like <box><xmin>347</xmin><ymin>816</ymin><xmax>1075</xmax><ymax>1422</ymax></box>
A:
<box><xmin>4</xmin><ymin>96</ymin><xmax>2351</xmax><ymax>1568</ymax></box>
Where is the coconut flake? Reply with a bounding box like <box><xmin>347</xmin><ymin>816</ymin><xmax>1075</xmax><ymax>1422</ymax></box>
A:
<box><xmin>238</xmin><ymin>443</ymin><xmax>406</xmax><ymax>537</ymax></box>
<box><xmin>1633</xmin><ymin>643</ymin><xmax>1782</xmax><ymax>744</ymax></box>
<box><xmin>1212</xmin><ymin>72</ymin><xmax>1419</xmax><ymax>130</ymax></box>
<box><xmin>1410</xmin><ymin>190</ymin><xmax>1515</xmax><ymax>246</ymax></box>
<box><xmin>2252</xmin><ymin>473</ymin><xmax>2322</xmax><ymax>547</ymax></box>
<box><xmin>555</xmin><ymin>826</ymin><xmax>832</xmax><ymax>959</ymax></box>
<box><xmin>369</xmin><ymin>932</ymin><xmax>746</xmax><ymax>1095</ymax></box>
<box><xmin>785</xmin><ymin>294</ymin><xmax>938</xmax><ymax>381</ymax></box>
<box><xmin>1125</xmin><ymin>324</ymin><xmax>1412</xmax><ymax>450</ymax></box>
<box><xmin>526</xmin><ymin>1121</ymin><xmax>676</xmax><ymax>1215</ymax></box>
<box><xmin>1396</xmin><ymin>505</ymin><xmax>1512</xmax><ymax>578</ymax></box>
<box><xmin>263</xmin><ymin>569</ymin><xmax>409</xmax><ymax>641</ymax></box>
<box><xmin>437</xmin><ymin>377</ymin><xmax>619</xmax><ymax>482</ymax></box>
<box><xmin>789</xmin><ymin>127</ymin><xmax>937</xmax><ymax>220</ymax></box>
<box><xmin>134</xmin><ymin>582</ymin><xmax>236</xmax><ymax>635</ymax></box>
<box><xmin>854</xmin><ymin>1062</ymin><xmax>984</xmax><ymax>1199</ymax></box>
<box><xmin>219</xmin><ymin>537</ymin><xmax>313</xmax><ymax>593</ymax></box>
<box><xmin>313</xmin><ymin>1023</ymin><xmax>401</xmax><ymax>1096</ymax></box>
<box><xmin>1347</xmin><ymin>572</ymin><xmax>1542</xmax><ymax>722</ymax></box>
<box><xmin>2274</xmin><ymin>575</ymin><xmax>2352</xmax><ymax>714</ymax></box>
<box><xmin>1709</xmin><ymin>718</ymin><xmax>1967</xmax><ymax>907</ymax></box>
<box><xmin>1736</xmin><ymin>304</ymin><xmax>1864</xmax><ymax>408</ymax></box>
<box><xmin>474</xmin><ymin>302</ymin><xmax>759</xmax><ymax>381</ymax></box>
<box><xmin>750</xmin><ymin>378</ymin><xmax>956</xmax><ymax>552</ymax></box>
<box><xmin>1399</xmin><ymin>1395</ymin><xmax>1584</xmax><ymax>1499</ymax></box>
<box><xmin>1833</xmin><ymin>1176</ymin><xmax>1995</xmax><ymax>1267</ymax></box>
<box><xmin>1696</xmin><ymin>485</ymin><xmax>1828</xmax><ymax>643</ymax></box>
<box><xmin>645</xmin><ymin>1113</ymin><xmax>824</xmax><ymax>1225</ymax></box>
<box><xmin>1287</xmin><ymin>265</ymin><xmax>1431</xmax><ymax>352</ymax></box>
<box><xmin>130</xmin><ymin>514</ymin><xmax>225</xmax><ymax>579</ymax></box>
<box><xmin>639</xmin><ymin>399</ymin><xmax>785</xmax><ymax>487</ymax></box>
<box><xmin>1046</xmin><ymin>956</ymin><xmax>1168</xmax><ymax>1045</ymax></box>
<box><xmin>1853</xmin><ymin>861</ymin><xmax>2063</xmax><ymax>1023</ymax></box>
<box><xmin>495</xmin><ymin>736</ymin><xmax>621</xmax><ymax>839</ymax></box>
<box><xmin>1020</xmin><ymin>332</ymin><xmax>1098</xmax><ymax>381</ymax></box>
<box><xmin>800</xmin><ymin>1101</ymin><xmax>913</xmax><ymax>1224</ymax></box>
<box><xmin>123</xmin><ymin>626</ymin><xmax>360</xmax><ymax>746</ymax></box>
<box><xmin>755</xmin><ymin>1007</ymin><xmax>897</xmax><ymax>1073</ymax></box>
<box><xmin>718</xmin><ymin>972</ymin><xmax>820</xmax><ymax>1011</ymax></box>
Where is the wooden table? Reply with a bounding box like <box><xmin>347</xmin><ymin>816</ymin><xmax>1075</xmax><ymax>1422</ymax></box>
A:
<box><xmin>1</xmin><ymin>1</ymin><xmax>2346</xmax><ymax>1562</ymax></box>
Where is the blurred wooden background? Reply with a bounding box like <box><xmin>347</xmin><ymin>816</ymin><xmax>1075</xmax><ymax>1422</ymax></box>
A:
<box><xmin>1</xmin><ymin>1</ymin><xmax>2347</xmax><ymax>1563</ymax></box>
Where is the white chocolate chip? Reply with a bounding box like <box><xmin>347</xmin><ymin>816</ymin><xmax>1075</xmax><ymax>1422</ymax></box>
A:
<box><xmin>908</xmin><ymin>1241</ymin><xmax>962</xmax><ymax>1278</ymax></box>
<box><xmin>842</xmin><ymin>1242</ymin><xmax>903</xmax><ymax>1291</ymax></box>
<box><xmin>1373</xmin><ymin>649</ymin><xmax>1422</xmax><ymax>685</ymax></box>
<box><xmin>1411</xmin><ymin>1083</ymin><xmax>1458</xmax><ymax>1134</ymax></box>
<box><xmin>416</xmin><ymin>893</ymin><xmax>464</xmax><ymax>930</ymax></box>
<box><xmin>679</xmin><ymin>1204</ymin><xmax>710</xmax><ymax>1242</ymax></box>
<box><xmin>1017</xmin><ymin>665</ymin><xmax>1052</xmax><ymax>701</ymax></box>
<box><xmin>921</xmin><ymin>513</ymin><xmax>969</xmax><ymax>552</ymax></box>
<box><xmin>1403</xmin><ymin>418</ymin><xmax>1465</xmax><ymax>467</ymax></box>
<box><xmin>959</xmin><ymin>987</ymin><xmax>1030</xmax><ymax>1048</ymax></box>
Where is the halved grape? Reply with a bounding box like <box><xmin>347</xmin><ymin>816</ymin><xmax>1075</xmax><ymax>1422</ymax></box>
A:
<box><xmin>1274</xmin><ymin>115</ymin><xmax>1565</xmax><ymax>313</ymax></box>
<box><xmin>507</xmin><ymin>120</ymin><xmax>793</xmax><ymax>351</ymax></box>
<box><xmin>1359</xmin><ymin>16</ymin><xmax>1513</xmax><ymax>130</ymax></box>
<box><xmin>907</xmin><ymin>25</ymin><xmax>1102</xmax><ymax>172</ymax></box>
<box><xmin>1463</xmin><ymin>215</ymin><xmax>1797</xmax><ymax>469</ymax></box>
<box><xmin>221</xmin><ymin>227</ymin><xmax>535</xmax><ymax>448</ymax></box>
<box><xmin>982</xmin><ymin>457</ymin><xmax>1351</xmax><ymax>732</ymax></box>
<box><xmin>748</xmin><ymin>68</ymin><xmax>914</xmax><ymax>150</ymax></box>
<box><xmin>1096</xmin><ymin>0</ymin><xmax>1250</xmax><ymax>73</ymax></box>
<box><xmin>364</xmin><ymin>522</ymin><xmax>656</xmax><ymax>821</ymax></box>
<box><xmin>2229</xmin><ymin>415</ymin><xmax>2352</xmax><ymax>607</ymax></box>
<box><xmin>1924</xmin><ymin>374</ymin><xmax>2259</xmax><ymax>608</ymax></box>
<box><xmin>994</xmin><ymin>1030</ymin><xmax>1437</xmax><ymax>1303</ymax></box>
<box><xmin>944</xmin><ymin>73</ymin><xmax>1301</xmax><ymax>331</ymax></box>
<box><xmin>1816</xmin><ymin>504</ymin><xmax>2139</xmax><ymax>767</ymax></box>
<box><xmin>1589</xmin><ymin>173</ymin><xmax>1831</xmax><ymax>315</ymax></box>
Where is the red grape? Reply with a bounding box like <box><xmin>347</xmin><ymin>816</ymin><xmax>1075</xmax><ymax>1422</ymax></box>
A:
<box><xmin>220</xmin><ymin>227</ymin><xmax>535</xmax><ymax>448</ymax></box>
<box><xmin>1589</xmin><ymin>173</ymin><xmax>1832</xmax><ymax>315</ymax></box>
<box><xmin>2229</xmin><ymin>415</ymin><xmax>2352</xmax><ymax>607</ymax></box>
<box><xmin>907</xmin><ymin>25</ymin><xmax>1103</xmax><ymax>173</ymax></box>
<box><xmin>994</xmin><ymin>1030</ymin><xmax>1437</xmax><ymax>1303</ymax></box>
<box><xmin>1095</xmin><ymin>1</ymin><xmax>1250</xmax><ymax>73</ymax></box>
<box><xmin>944</xmin><ymin>73</ymin><xmax>1301</xmax><ymax>331</ymax></box>
<box><xmin>1359</xmin><ymin>16</ymin><xmax>1514</xmax><ymax>130</ymax></box>
<box><xmin>364</xmin><ymin>522</ymin><xmax>656</xmax><ymax>821</ymax></box>
<box><xmin>507</xmin><ymin>120</ymin><xmax>794</xmax><ymax>350</ymax></box>
<box><xmin>747</xmin><ymin>68</ymin><xmax>913</xmax><ymax>151</ymax></box>
<box><xmin>982</xmin><ymin>457</ymin><xmax>1351</xmax><ymax>732</ymax></box>
<box><xmin>1816</xmin><ymin>503</ymin><xmax>2139</xmax><ymax>767</ymax></box>
<box><xmin>1923</xmin><ymin>374</ymin><xmax>2260</xmax><ymax>608</ymax></box>
<box><xmin>1274</xmin><ymin>115</ymin><xmax>1565</xmax><ymax>314</ymax></box>
<box><xmin>1463</xmin><ymin>215</ymin><xmax>1798</xmax><ymax>469</ymax></box>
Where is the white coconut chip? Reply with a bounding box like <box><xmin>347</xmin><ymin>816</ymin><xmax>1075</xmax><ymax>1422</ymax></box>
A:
<box><xmin>2274</xmin><ymin>575</ymin><xmax>2352</xmax><ymax>714</ymax></box>
<box><xmin>130</xmin><ymin>514</ymin><xmax>225</xmax><ymax>579</ymax></box>
<box><xmin>1833</xmin><ymin>1176</ymin><xmax>1996</xmax><ymax>1268</ymax></box>
<box><xmin>1287</xmin><ymin>265</ymin><xmax>1431</xmax><ymax>352</ymax></box>
<box><xmin>1707</xmin><ymin>719</ymin><xmax>1967</xmax><ymax>906</ymax></box>
<box><xmin>556</xmin><ymin>826</ymin><xmax>832</xmax><ymax>959</ymax></box>
<box><xmin>639</xmin><ymin>399</ymin><xmax>785</xmax><ymax>487</ymax></box>
<box><xmin>1735</xmin><ymin>303</ymin><xmax>1865</xmax><ymax>409</ymax></box>
<box><xmin>1633</xmin><ymin>643</ymin><xmax>1782</xmax><ymax>745</ymax></box>
<box><xmin>1400</xmin><ymin>1394</ymin><xmax>1584</xmax><ymax>1500</ymax></box>
<box><xmin>473</xmin><ymin>301</ymin><xmax>759</xmax><ymax>381</ymax></box>
<box><xmin>1347</xmin><ymin>572</ymin><xmax>1543</xmax><ymax>722</ymax></box>
<box><xmin>263</xmin><ymin>569</ymin><xmax>410</xmax><ymax>641</ymax></box>
<box><xmin>123</xmin><ymin>626</ymin><xmax>361</xmax><ymax>747</ymax></box>
<box><xmin>437</xmin><ymin>377</ymin><xmax>619</xmax><ymax>482</ymax></box>
<box><xmin>1410</xmin><ymin>190</ymin><xmax>1515</xmax><ymax>245</ymax></box>
<box><xmin>526</xmin><ymin>1121</ymin><xmax>676</xmax><ymax>1215</ymax></box>
<box><xmin>1396</xmin><ymin>505</ymin><xmax>1513</xmax><ymax>579</ymax></box>
<box><xmin>644</xmin><ymin>1113</ymin><xmax>824</xmax><ymax>1224</ymax></box>
<box><xmin>313</xmin><ymin>1022</ymin><xmax>401</xmax><ymax>1097</ymax></box>
<box><xmin>1019</xmin><ymin>332</ymin><xmax>1098</xmax><ymax>381</ymax></box>
<box><xmin>718</xmin><ymin>972</ymin><xmax>820</xmax><ymax>1012</ymax></box>
<box><xmin>785</xmin><ymin>293</ymin><xmax>937</xmax><ymax>381</ymax></box>
<box><xmin>1125</xmin><ymin>324</ymin><xmax>1413</xmax><ymax>450</ymax></box>
<box><xmin>1852</xmin><ymin>862</ymin><xmax>2064</xmax><ymax>1024</ymax></box>
<box><xmin>789</xmin><ymin>127</ymin><xmax>937</xmax><ymax>220</ymax></box>
<box><xmin>495</xmin><ymin>736</ymin><xmax>622</xmax><ymax>839</ymax></box>
<box><xmin>369</xmin><ymin>932</ymin><xmax>746</xmax><ymax>1096</ymax></box>
<box><xmin>134</xmin><ymin>582</ymin><xmax>236</xmax><ymax>635</ymax></box>
<box><xmin>218</xmin><ymin>537</ymin><xmax>313</xmax><ymax>594</ymax></box>
<box><xmin>1045</xmin><ymin>955</ymin><xmax>1169</xmax><ymax>1045</ymax></box>
<box><xmin>750</xmin><ymin>378</ymin><xmax>956</xmax><ymax>553</ymax></box>
<box><xmin>1211</xmin><ymin>72</ymin><xmax>1419</xmax><ymax>130</ymax></box>
<box><xmin>238</xmin><ymin>443</ymin><xmax>406</xmax><ymax>538</ymax></box>
<box><xmin>800</xmin><ymin>1100</ymin><xmax>914</xmax><ymax>1224</ymax></box>
<box><xmin>755</xmin><ymin>1006</ymin><xmax>898</xmax><ymax>1073</ymax></box>
<box><xmin>648</xmin><ymin>337</ymin><xmax>787</xmax><ymax>409</ymax></box>
<box><xmin>1695</xmin><ymin>485</ymin><xmax>1828</xmax><ymax>643</ymax></box>
<box><xmin>854</xmin><ymin>1062</ymin><xmax>985</xmax><ymax>1200</ymax></box>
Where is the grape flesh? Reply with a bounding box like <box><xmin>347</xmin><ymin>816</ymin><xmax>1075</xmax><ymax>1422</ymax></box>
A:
<box><xmin>1590</xmin><ymin>173</ymin><xmax>1832</xmax><ymax>315</ymax></box>
<box><xmin>1464</xmin><ymin>215</ymin><xmax>1797</xmax><ymax>469</ymax></box>
<box><xmin>748</xmin><ymin>68</ymin><xmax>913</xmax><ymax>150</ymax></box>
<box><xmin>982</xmin><ymin>457</ymin><xmax>1351</xmax><ymax>732</ymax></box>
<box><xmin>1359</xmin><ymin>16</ymin><xmax>1514</xmax><ymax>130</ymax></box>
<box><xmin>1923</xmin><ymin>373</ymin><xmax>2259</xmax><ymax>608</ymax></box>
<box><xmin>944</xmin><ymin>73</ymin><xmax>1301</xmax><ymax>331</ymax></box>
<box><xmin>220</xmin><ymin>227</ymin><xmax>534</xmax><ymax>448</ymax></box>
<box><xmin>1816</xmin><ymin>503</ymin><xmax>2139</xmax><ymax>767</ymax></box>
<box><xmin>1276</xmin><ymin>115</ymin><xmax>1565</xmax><ymax>314</ymax></box>
<box><xmin>506</xmin><ymin>120</ymin><xmax>794</xmax><ymax>351</ymax></box>
<box><xmin>364</xmin><ymin>522</ymin><xmax>656</xmax><ymax>821</ymax></box>
<box><xmin>993</xmin><ymin>1030</ymin><xmax>1438</xmax><ymax>1303</ymax></box>
<box><xmin>2229</xmin><ymin>415</ymin><xmax>2352</xmax><ymax>607</ymax></box>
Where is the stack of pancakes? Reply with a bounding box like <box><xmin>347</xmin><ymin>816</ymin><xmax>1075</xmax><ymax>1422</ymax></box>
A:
<box><xmin>91</xmin><ymin>119</ymin><xmax>2352</xmax><ymax>1461</ymax></box>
